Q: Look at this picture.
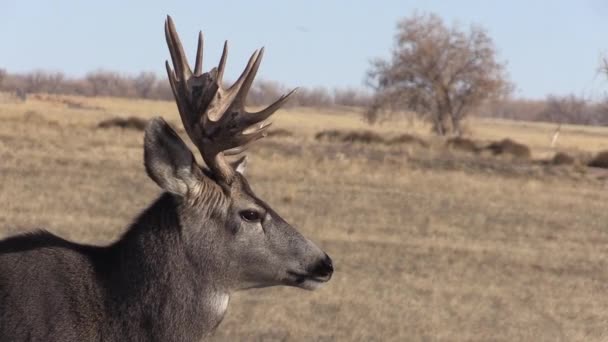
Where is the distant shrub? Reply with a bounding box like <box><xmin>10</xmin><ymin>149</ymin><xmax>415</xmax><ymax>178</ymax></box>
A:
<box><xmin>550</xmin><ymin>152</ymin><xmax>576</xmax><ymax>166</ymax></box>
<box><xmin>291</xmin><ymin>86</ymin><xmax>334</xmax><ymax>107</ymax></box>
<box><xmin>484</xmin><ymin>138</ymin><xmax>531</xmax><ymax>159</ymax></box>
<box><xmin>266</xmin><ymin>129</ymin><xmax>293</xmax><ymax>139</ymax></box>
<box><xmin>98</xmin><ymin>116</ymin><xmax>148</xmax><ymax>131</ymax></box>
<box><xmin>314</xmin><ymin>129</ymin><xmax>385</xmax><ymax>144</ymax></box>
<box><xmin>340</xmin><ymin>131</ymin><xmax>385</xmax><ymax>144</ymax></box>
<box><xmin>588</xmin><ymin>151</ymin><xmax>608</xmax><ymax>169</ymax></box>
<box><xmin>387</xmin><ymin>134</ymin><xmax>429</xmax><ymax>147</ymax></box>
<box><xmin>477</xmin><ymin>96</ymin><xmax>608</xmax><ymax>127</ymax></box>
<box><xmin>332</xmin><ymin>88</ymin><xmax>372</xmax><ymax>107</ymax></box>
<box><xmin>315</xmin><ymin>130</ymin><xmax>345</xmax><ymax>142</ymax></box>
<box><xmin>446</xmin><ymin>137</ymin><xmax>480</xmax><ymax>153</ymax></box>
<box><xmin>0</xmin><ymin>69</ymin><xmax>374</xmax><ymax>109</ymax></box>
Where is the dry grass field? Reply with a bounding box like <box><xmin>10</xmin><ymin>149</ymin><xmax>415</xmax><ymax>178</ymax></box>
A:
<box><xmin>1</xmin><ymin>93</ymin><xmax>608</xmax><ymax>341</ymax></box>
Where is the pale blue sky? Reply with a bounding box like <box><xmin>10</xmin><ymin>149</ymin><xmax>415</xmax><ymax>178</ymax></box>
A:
<box><xmin>1</xmin><ymin>0</ymin><xmax>607</xmax><ymax>99</ymax></box>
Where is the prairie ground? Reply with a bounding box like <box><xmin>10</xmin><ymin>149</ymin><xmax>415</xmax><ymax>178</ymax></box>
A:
<box><xmin>1</xmin><ymin>93</ymin><xmax>608</xmax><ymax>341</ymax></box>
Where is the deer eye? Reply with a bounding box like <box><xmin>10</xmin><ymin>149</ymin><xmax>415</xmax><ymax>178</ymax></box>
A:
<box><xmin>240</xmin><ymin>210</ymin><xmax>261</xmax><ymax>222</ymax></box>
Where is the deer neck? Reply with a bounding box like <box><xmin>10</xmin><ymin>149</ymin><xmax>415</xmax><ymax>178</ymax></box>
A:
<box><xmin>106</xmin><ymin>193</ymin><xmax>230</xmax><ymax>337</ymax></box>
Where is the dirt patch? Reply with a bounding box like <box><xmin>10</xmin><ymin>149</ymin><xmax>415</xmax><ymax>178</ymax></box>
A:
<box><xmin>588</xmin><ymin>151</ymin><xmax>608</xmax><ymax>169</ymax></box>
<box><xmin>315</xmin><ymin>129</ymin><xmax>385</xmax><ymax>144</ymax></box>
<box><xmin>483</xmin><ymin>139</ymin><xmax>531</xmax><ymax>159</ymax></box>
<box><xmin>550</xmin><ymin>152</ymin><xmax>577</xmax><ymax>166</ymax></box>
<box><xmin>97</xmin><ymin>117</ymin><xmax>148</xmax><ymax>131</ymax></box>
<box><xmin>340</xmin><ymin>131</ymin><xmax>385</xmax><ymax>144</ymax></box>
<box><xmin>315</xmin><ymin>130</ymin><xmax>344</xmax><ymax>142</ymax></box>
<box><xmin>387</xmin><ymin>134</ymin><xmax>429</xmax><ymax>147</ymax></box>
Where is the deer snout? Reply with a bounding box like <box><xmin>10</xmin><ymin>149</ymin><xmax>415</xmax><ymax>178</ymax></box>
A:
<box><xmin>310</xmin><ymin>253</ymin><xmax>333</xmax><ymax>279</ymax></box>
<box><xmin>284</xmin><ymin>236</ymin><xmax>333</xmax><ymax>290</ymax></box>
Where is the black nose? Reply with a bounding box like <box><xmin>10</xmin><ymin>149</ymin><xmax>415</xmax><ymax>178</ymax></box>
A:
<box><xmin>312</xmin><ymin>254</ymin><xmax>334</xmax><ymax>278</ymax></box>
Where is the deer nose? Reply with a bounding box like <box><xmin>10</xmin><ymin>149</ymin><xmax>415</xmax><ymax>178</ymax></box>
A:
<box><xmin>313</xmin><ymin>254</ymin><xmax>334</xmax><ymax>278</ymax></box>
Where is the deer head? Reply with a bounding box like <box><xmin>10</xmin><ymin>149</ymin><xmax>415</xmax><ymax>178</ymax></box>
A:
<box><xmin>143</xmin><ymin>16</ymin><xmax>333</xmax><ymax>292</ymax></box>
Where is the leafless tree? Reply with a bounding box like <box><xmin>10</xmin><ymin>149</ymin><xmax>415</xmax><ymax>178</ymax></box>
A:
<box><xmin>0</xmin><ymin>69</ymin><xmax>6</xmax><ymax>88</ymax></box>
<box><xmin>85</xmin><ymin>70</ymin><xmax>136</xmax><ymax>97</ymax></box>
<box><xmin>23</xmin><ymin>70</ymin><xmax>65</xmax><ymax>94</ymax></box>
<box><xmin>333</xmin><ymin>87</ymin><xmax>372</xmax><ymax>107</ymax></box>
<box><xmin>477</xmin><ymin>99</ymin><xmax>546</xmax><ymax>121</ymax></box>
<box><xmin>366</xmin><ymin>12</ymin><xmax>511</xmax><ymax>135</ymax></box>
<box><xmin>133</xmin><ymin>71</ymin><xmax>158</xmax><ymax>98</ymax></box>
<box><xmin>293</xmin><ymin>86</ymin><xmax>334</xmax><ymax>107</ymax></box>
<box><xmin>538</xmin><ymin>94</ymin><xmax>589</xmax><ymax>124</ymax></box>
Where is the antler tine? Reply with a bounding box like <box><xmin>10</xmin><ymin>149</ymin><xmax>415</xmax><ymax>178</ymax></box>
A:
<box><xmin>234</xmin><ymin>88</ymin><xmax>298</xmax><ymax>129</ymax></box>
<box><xmin>204</xmin><ymin>48</ymin><xmax>262</xmax><ymax>124</ymax></box>
<box><xmin>210</xmin><ymin>122</ymin><xmax>272</xmax><ymax>156</ymax></box>
<box><xmin>256</xmin><ymin>87</ymin><xmax>298</xmax><ymax>116</ymax></box>
<box><xmin>221</xmin><ymin>120</ymin><xmax>272</xmax><ymax>156</ymax></box>
<box><xmin>165</xmin><ymin>16</ymin><xmax>193</xmax><ymax>82</ymax></box>
<box><xmin>230</xmin><ymin>48</ymin><xmax>264</xmax><ymax>111</ymax></box>
<box><xmin>223</xmin><ymin>48</ymin><xmax>264</xmax><ymax>101</ymax></box>
<box><xmin>217</xmin><ymin>41</ymin><xmax>228</xmax><ymax>83</ymax></box>
<box><xmin>164</xmin><ymin>61</ymin><xmax>181</xmax><ymax>116</ymax></box>
<box><xmin>223</xmin><ymin>146</ymin><xmax>248</xmax><ymax>156</ymax></box>
<box><xmin>194</xmin><ymin>31</ymin><xmax>204</xmax><ymax>76</ymax></box>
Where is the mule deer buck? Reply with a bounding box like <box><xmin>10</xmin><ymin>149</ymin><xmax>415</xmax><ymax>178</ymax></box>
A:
<box><xmin>0</xmin><ymin>16</ymin><xmax>333</xmax><ymax>341</ymax></box>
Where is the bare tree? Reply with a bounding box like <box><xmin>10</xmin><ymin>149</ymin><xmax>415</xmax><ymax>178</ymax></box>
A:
<box><xmin>133</xmin><ymin>71</ymin><xmax>158</xmax><ymax>98</ymax></box>
<box><xmin>0</xmin><ymin>69</ymin><xmax>6</xmax><ymax>89</ymax></box>
<box><xmin>294</xmin><ymin>86</ymin><xmax>334</xmax><ymax>107</ymax></box>
<box><xmin>538</xmin><ymin>94</ymin><xmax>590</xmax><ymax>125</ymax></box>
<box><xmin>22</xmin><ymin>70</ymin><xmax>66</xmax><ymax>94</ymax></box>
<box><xmin>333</xmin><ymin>87</ymin><xmax>372</xmax><ymax>107</ymax></box>
<box><xmin>85</xmin><ymin>70</ymin><xmax>137</xmax><ymax>97</ymax></box>
<box><xmin>477</xmin><ymin>99</ymin><xmax>546</xmax><ymax>121</ymax></box>
<box><xmin>597</xmin><ymin>100</ymin><xmax>608</xmax><ymax>126</ymax></box>
<box><xmin>366</xmin><ymin>12</ymin><xmax>511</xmax><ymax>135</ymax></box>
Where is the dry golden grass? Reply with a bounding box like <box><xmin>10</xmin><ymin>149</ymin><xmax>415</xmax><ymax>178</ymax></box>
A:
<box><xmin>1</xmin><ymin>93</ymin><xmax>608</xmax><ymax>341</ymax></box>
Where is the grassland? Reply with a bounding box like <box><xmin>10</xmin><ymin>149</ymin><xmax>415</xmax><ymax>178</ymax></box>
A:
<box><xmin>1</xmin><ymin>93</ymin><xmax>608</xmax><ymax>341</ymax></box>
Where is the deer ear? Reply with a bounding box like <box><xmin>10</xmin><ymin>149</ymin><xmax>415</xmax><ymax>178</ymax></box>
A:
<box><xmin>144</xmin><ymin>117</ymin><xmax>198</xmax><ymax>195</ymax></box>
<box><xmin>231</xmin><ymin>155</ymin><xmax>247</xmax><ymax>176</ymax></box>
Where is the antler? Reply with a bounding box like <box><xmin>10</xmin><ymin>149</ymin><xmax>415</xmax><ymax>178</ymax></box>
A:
<box><xmin>164</xmin><ymin>15</ymin><xmax>296</xmax><ymax>183</ymax></box>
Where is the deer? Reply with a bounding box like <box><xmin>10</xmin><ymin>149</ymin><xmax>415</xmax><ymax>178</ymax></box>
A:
<box><xmin>0</xmin><ymin>16</ymin><xmax>333</xmax><ymax>341</ymax></box>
